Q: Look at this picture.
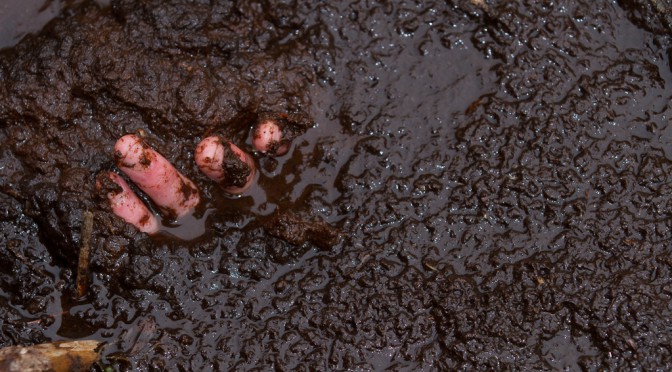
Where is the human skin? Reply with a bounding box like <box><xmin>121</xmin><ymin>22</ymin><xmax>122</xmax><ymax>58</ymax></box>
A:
<box><xmin>194</xmin><ymin>136</ymin><xmax>256</xmax><ymax>194</ymax></box>
<box><xmin>253</xmin><ymin>120</ymin><xmax>290</xmax><ymax>156</ymax></box>
<box><xmin>104</xmin><ymin>120</ymin><xmax>287</xmax><ymax>234</ymax></box>
<box><xmin>103</xmin><ymin>171</ymin><xmax>161</xmax><ymax>234</ymax></box>
<box><xmin>114</xmin><ymin>134</ymin><xmax>200</xmax><ymax>219</ymax></box>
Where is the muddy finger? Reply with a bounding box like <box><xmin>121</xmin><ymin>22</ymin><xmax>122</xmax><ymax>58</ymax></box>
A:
<box><xmin>101</xmin><ymin>172</ymin><xmax>160</xmax><ymax>234</ymax></box>
<box><xmin>195</xmin><ymin>136</ymin><xmax>256</xmax><ymax>194</ymax></box>
<box><xmin>114</xmin><ymin>134</ymin><xmax>200</xmax><ymax>218</ymax></box>
<box><xmin>252</xmin><ymin>119</ymin><xmax>291</xmax><ymax>156</ymax></box>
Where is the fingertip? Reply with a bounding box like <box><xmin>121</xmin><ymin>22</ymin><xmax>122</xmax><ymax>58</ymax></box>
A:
<box><xmin>114</xmin><ymin>134</ymin><xmax>139</xmax><ymax>156</ymax></box>
<box><xmin>195</xmin><ymin>136</ymin><xmax>256</xmax><ymax>194</ymax></box>
<box><xmin>116</xmin><ymin>133</ymin><xmax>139</xmax><ymax>146</ymax></box>
<box><xmin>253</xmin><ymin>120</ymin><xmax>289</xmax><ymax>155</ymax></box>
<box><xmin>114</xmin><ymin>134</ymin><xmax>151</xmax><ymax>169</ymax></box>
<box><xmin>195</xmin><ymin>136</ymin><xmax>224</xmax><ymax>177</ymax></box>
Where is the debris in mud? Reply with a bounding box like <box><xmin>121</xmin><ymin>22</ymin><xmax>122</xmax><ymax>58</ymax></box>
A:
<box><xmin>75</xmin><ymin>211</ymin><xmax>94</xmax><ymax>298</ymax></box>
<box><xmin>0</xmin><ymin>340</ymin><xmax>101</xmax><ymax>372</ymax></box>
<box><xmin>262</xmin><ymin>210</ymin><xmax>341</xmax><ymax>250</ymax></box>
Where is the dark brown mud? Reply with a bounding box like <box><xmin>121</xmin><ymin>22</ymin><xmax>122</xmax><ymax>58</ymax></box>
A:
<box><xmin>1</xmin><ymin>0</ymin><xmax>672</xmax><ymax>370</ymax></box>
<box><xmin>0</xmin><ymin>0</ymin><xmax>110</xmax><ymax>50</ymax></box>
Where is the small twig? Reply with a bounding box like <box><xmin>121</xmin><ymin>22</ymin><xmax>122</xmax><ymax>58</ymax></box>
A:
<box><xmin>6</xmin><ymin>242</ymin><xmax>49</xmax><ymax>279</ymax></box>
<box><xmin>76</xmin><ymin>211</ymin><xmax>94</xmax><ymax>298</ymax></box>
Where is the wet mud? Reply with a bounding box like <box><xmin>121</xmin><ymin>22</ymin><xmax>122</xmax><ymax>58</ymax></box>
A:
<box><xmin>1</xmin><ymin>0</ymin><xmax>672</xmax><ymax>369</ymax></box>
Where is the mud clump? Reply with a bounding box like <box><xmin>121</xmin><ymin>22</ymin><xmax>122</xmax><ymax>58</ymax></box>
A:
<box><xmin>263</xmin><ymin>210</ymin><xmax>341</xmax><ymax>251</ymax></box>
<box><xmin>1</xmin><ymin>0</ymin><xmax>672</xmax><ymax>370</ymax></box>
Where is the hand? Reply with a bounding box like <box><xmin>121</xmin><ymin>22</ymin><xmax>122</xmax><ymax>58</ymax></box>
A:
<box><xmin>97</xmin><ymin>119</ymin><xmax>288</xmax><ymax>236</ymax></box>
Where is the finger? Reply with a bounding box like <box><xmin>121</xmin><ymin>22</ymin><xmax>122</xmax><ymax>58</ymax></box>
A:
<box><xmin>194</xmin><ymin>136</ymin><xmax>256</xmax><ymax>194</ymax></box>
<box><xmin>114</xmin><ymin>134</ymin><xmax>200</xmax><ymax>218</ymax></box>
<box><xmin>252</xmin><ymin>119</ymin><xmax>290</xmax><ymax>156</ymax></box>
<box><xmin>103</xmin><ymin>172</ymin><xmax>160</xmax><ymax>234</ymax></box>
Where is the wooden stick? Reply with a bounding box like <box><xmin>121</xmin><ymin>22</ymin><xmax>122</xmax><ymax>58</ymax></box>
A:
<box><xmin>0</xmin><ymin>340</ymin><xmax>101</xmax><ymax>372</ymax></box>
<box><xmin>76</xmin><ymin>211</ymin><xmax>94</xmax><ymax>298</ymax></box>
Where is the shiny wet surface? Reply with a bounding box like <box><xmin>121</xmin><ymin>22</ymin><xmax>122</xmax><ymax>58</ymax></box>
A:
<box><xmin>1</xmin><ymin>0</ymin><xmax>672</xmax><ymax>370</ymax></box>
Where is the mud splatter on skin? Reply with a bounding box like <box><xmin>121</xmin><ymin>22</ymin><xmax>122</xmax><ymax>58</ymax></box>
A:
<box><xmin>219</xmin><ymin>140</ymin><xmax>252</xmax><ymax>188</ymax></box>
<box><xmin>138</xmin><ymin>149</ymin><xmax>153</xmax><ymax>167</ymax></box>
<box><xmin>95</xmin><ymin>171</ymin><xmax>122</xmax><ymax>195</ymax></box>
<box><xmin>138</xmin><ymin>213</ymin><xmax>151</xmax><ymax>227</ymax></box>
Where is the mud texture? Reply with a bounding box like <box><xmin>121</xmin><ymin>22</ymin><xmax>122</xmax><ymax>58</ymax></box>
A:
<box><xmin>1</xmin><ymin>0</ymin><xmax>672</xmax><ymax>370</ymax></box>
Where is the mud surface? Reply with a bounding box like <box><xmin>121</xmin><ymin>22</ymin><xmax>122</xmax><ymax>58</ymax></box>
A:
<box><xmin>1</xmin><ymin>0</ymin><xmax>672</xmax><ymax>370</ymax></box>
<box><xmin>0</xmin><ymin>0</ymin><xmax>110</xmax><ymax>50</ymax></box>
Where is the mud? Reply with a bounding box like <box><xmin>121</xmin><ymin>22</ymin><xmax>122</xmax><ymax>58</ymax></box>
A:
<box><xmin>1</xmin><ymin>0</ymin><xmax>672</xmax><ymax>370</ymax></box>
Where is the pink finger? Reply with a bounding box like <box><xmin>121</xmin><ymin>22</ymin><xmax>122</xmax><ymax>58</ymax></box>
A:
<box><xmin>195</xmin><ymin>136</ymin><xmax>256</xmax><ymax>194</ymax></box>
<box><xmin>253</xmin><ymin>120</ymin><xmax>290</xmax><ymax>156</ymax></box>
<box><xmin>114</xmin><ymin>134</ymin><xmax>200</xmax><ymax>218</ymax></box>
<box><xmin>104</xmin><ymin>172</ymin><xmax>160</xmax><ymax>234</ymax></box>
